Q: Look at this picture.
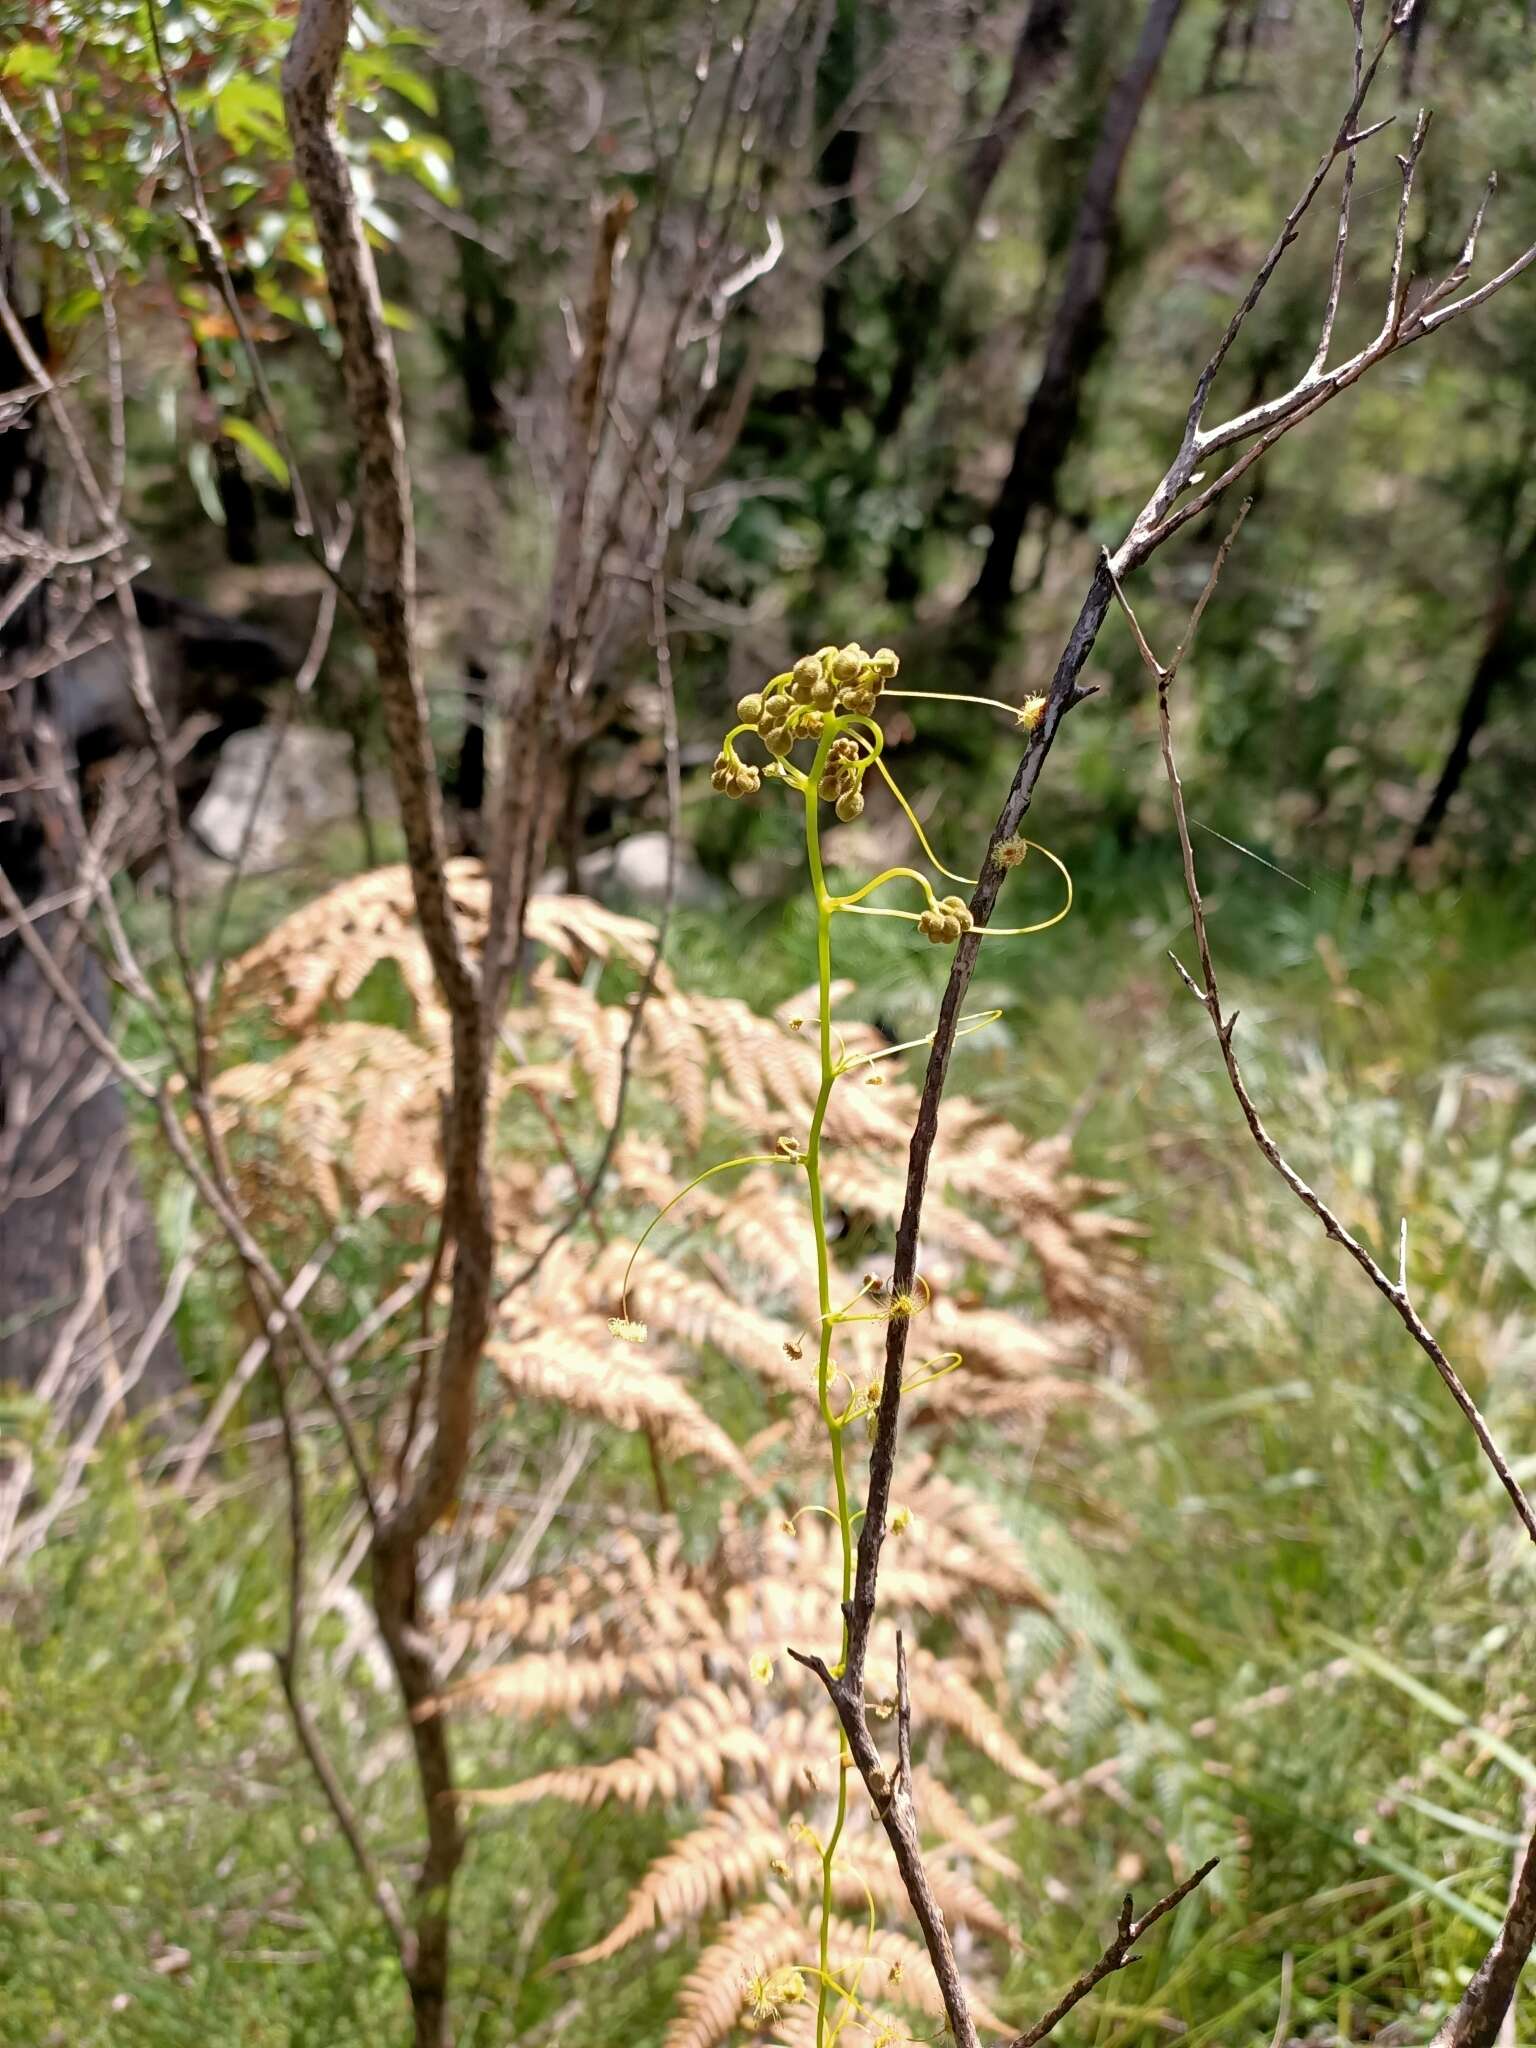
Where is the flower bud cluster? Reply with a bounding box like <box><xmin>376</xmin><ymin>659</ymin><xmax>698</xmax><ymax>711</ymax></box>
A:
<box><xmin>710</xmin><ymin>750</ymin><xmax>761</xmax><ymax>798</ymax></box>
<box><xmin>818</xmin><ymin>733</ymin><xmax>865</xmax><ymax>820</ymax></box>
<box><xmin>730</xmin><ymin>641</ymin><xmax>900</xmax><ymax>766</ymax></box>
<box><xmin>916</xmin><ymin>894</ymin><xmax>974</xmax><ymax>945</ymax></box>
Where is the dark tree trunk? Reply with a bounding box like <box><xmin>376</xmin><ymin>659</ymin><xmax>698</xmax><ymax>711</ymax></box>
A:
<box><xmin>1401</xmin><ymin>0</ymin><xmax>1432</xmax><ymax>92</ymax></box>
<box><xmin>0</xmin><ymin>287</ymin><xmax>185</xmax><ymax>1413</ymax></box>
<box><xmin>810</xmin><ymin>0</ymin><xmax>865</xmax><ymax>428</ymax></box>
<box><xmin>1409</xmin><ymin>533</ymin><xmax>1536</xmax><ymax>855</ymax></box>
<box><xmin>969</xmin><ymin>0</ymin><xmax>1186</xmax><ymax>623</ymax></box>
<box><xmin>877</xmin><ymin>0</ymin><xmax>1075</xmax><ymax>437</ymax></box>
<box><xmin>438</xmin><ymin>71</ymin><xmax>518</xmax><ymax>455</ymax></box>
<box><xmin>193</xmin><ymin>337</ymin><xmax>260</xmax><ymax>565</ymax></box>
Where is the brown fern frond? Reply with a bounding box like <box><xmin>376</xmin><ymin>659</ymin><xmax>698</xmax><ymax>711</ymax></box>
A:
<box><xmin>666</xmin><ymin>1902</ymin><xmax>804</xmax><ymax>2048</ymax></box>
<box><xmin>893</xmin><ymin>1455</ymin><xmax>1050</xmax><ymax>1611</ymax></box>
<box><xmin>560</xmin><ymin>1794</ymin><xmax>785</xmax><ymax>1964</ymax></box>
<box><xmin>527</xmin><ymin>970</ymin><xmax>629</xmax><ymax>1125</ymax></box>
<box><xmin>427</xmin><ymin>1644</ymin><xmax>715</xmax><ymax>1722</ymax></box>
<box><xmin>880</xmin><ymin>1648</ymin><xmax>1054</xmax><ymax>1791</ymax></box>
<box><xmin>641</xmin><ymin>994</ymin><xmax>712</xmax><ymax>1149</ymax></box>
<box><xmin>524</xmin><ymin>890</ymin><xmax>670</xmax><ymax>978</ymax></box>
<box><xmin>912</xmin><ymin>1769</ymin><xmax>1022</xmax><ymax>1880</ymax></box>
<box><xmin>594</xmin><ymin>1245</ymin><xmax>808</xmax><ymax>1401</ymax></box>
<box><xmin>823</xmin><ymin>1848</ymin><xmax>1012</xmax><ymax>1944</ymax></box>
<box><xmin>491</xmin><ymin>1322</ymin><xmax>757</xmax><ymax>1487</ymax></box>
<box><xmin>455</xmin><ymin>1529</ymin><xmax>693</xmax><ymax>1653</ymax></box>
<box><xmin>463</xmin><ymin>1687</ymin><xmax>794</xmax><ymax>1812</ymax></box>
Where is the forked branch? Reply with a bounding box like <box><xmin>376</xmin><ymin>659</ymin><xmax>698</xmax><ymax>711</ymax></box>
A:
<box><xmin>1103</xmin><ymin>518</ymin><xmax>1536</xmax><ymax>1550</ymax></box>
<box><xmin>1004</xmin><ymin>1859</ymin><xmax>1221</xmax><ymax>2048</ymax></box>
<box><xmin>835</xmin><ymin>7</ymin><xmax>1536</xmax><ymax>2031</ymax></box>
<box><xmin>1109</xmin><ymin>506</ymin><xmax>1536</xmax><ymax>2048</ymax></box>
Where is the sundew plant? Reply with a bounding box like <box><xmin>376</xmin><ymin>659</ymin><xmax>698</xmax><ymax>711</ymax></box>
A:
<box><xmin>620</xmin><ymin>642</ymin><xmax>1072</xmax><ymax>2043</ymax></box>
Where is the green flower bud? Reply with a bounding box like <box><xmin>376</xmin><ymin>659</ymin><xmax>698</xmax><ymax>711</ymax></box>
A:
<box><xmin>831</xmin><ymin>648</ymin><xmax>861</xmax><ymax>685</ymax></box>
<box><xmin>809</xmin><ymin>678</ymin><xmax>836</xmax><ymax>710</ymax></box>
<box><xmin>737</xmin><ymin>692</ymin><xmax>765</xmax><ymax>726</ymax></box>
<box><xmin>835</xmin><ymin>788</ymin><xmax>865</xmax><ymax>823</ymax></box>
<box><xmin>871</xmin><ymin>647</ymin><xmax>899</xmax><ymax>679</ymax></box>
<box><xmin>793</xmin><ymin>655</ymin><xmax>822</xmax><ymax>690</ymax></box>
<box><xmin>763</xmin><ymin>724</ymin><xmax>793</xmax><ymax>757</ymax></box>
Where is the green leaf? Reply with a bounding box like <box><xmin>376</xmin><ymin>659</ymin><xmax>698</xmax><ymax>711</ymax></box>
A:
<box><xmin>221</xmin><ymin>416</ymin><xmax>290</xmax><ymax>489</ymax></box>
<box><xmin>213</xmin><ymin>75</ymin><xmax>287</xmax><ymax>155</ymax></box>
<box><xmin>51</xmin><ymin>287</ymin><xmax>103</xmax><ymax>329</ymax></box>
<box><xmin>187</xmin><ymin>442</ymin><xmax>226</xmax><ymax>527</ymax></box>
<box><xmin>3</xmin><ymin>42</ymin><xmax>64</xmax><ymax>86</ymax></box>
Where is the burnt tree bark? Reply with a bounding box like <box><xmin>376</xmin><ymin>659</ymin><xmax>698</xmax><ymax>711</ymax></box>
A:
<box><xmin>969</xmin><ymin>0</ymin><xmax>1186</xmax><ymax>623</ymax></box>
<box><xmin>0</xmin><ymin>292</ymin><xmax>166</xmax><ymax>1409</ymax></box>
<box><xmin>437</xmin><ymin>70</ymin><xmax>519</xmax><ymax>455</ymax></box>
<box><xmin>1409</xmin><ymin>524</ymin><xmax>1536</xmax><ymax>855</ymax></box>
<box><xmin>877</xmin><ymin>0</ymin><xmax>1075</xmax><ymax>437</ymax></box>
<box><xmin>809</xmin><ymin>0</ymin><xmax>866</xmax><ymax>428</ymax></box>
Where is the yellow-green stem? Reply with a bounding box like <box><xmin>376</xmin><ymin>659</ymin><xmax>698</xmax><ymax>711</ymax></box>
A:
<box><xmin>803</xmin><ymin>718</ymin><xmax>855</xmax><ymax>2047</ymax></box>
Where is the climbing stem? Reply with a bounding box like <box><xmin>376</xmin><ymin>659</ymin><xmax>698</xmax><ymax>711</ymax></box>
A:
<box><xmin>802</xmin><ymin>717</ymin><xmax>855</xmax><ymax>2048</ymax></box>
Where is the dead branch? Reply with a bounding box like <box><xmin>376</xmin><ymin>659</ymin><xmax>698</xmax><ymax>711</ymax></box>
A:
<box><xmin>1005</xmin><ymin>1860</ymin><xmax>1221</xmax><ymax>2048</ymax></box>
<box><xmin>268</xmin><ymin>1352</ymin><xmax>410</xmax><ymax>1962</ymax></box>
<box><xmin>827</xmin><ymin>11</ymin><xmax>1536</xmax><ymax>2030</ymax></box>
<box><xmin>1109</xmin><ymin>503</ymin><xmax>1536</xmax><ymax>2046</ymax></box>
<box><xmin>1430</xmin><ymin>1826</ymin><xmax>1536</xmax><ymax>2048</ymax></box>
<box><xmin>1104</xmin><ymin>515</ymin><xmax>1536</xmax><ymax>1548</ymax></box>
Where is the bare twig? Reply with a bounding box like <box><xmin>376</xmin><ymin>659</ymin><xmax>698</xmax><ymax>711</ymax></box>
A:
<box><xmin>481</xmin><ymin>190</ymin><xmax>633</xmax><ymax>1027</ymax></box>
<box><xmin>1005</xmin><ymin>1860</ymin><xmax>1221</xmax><ymax>2048</ymax></box>
<box><xmin>1104</xmin><ymin>512</ymin><xmax>1536</xmax><ymax>1548</ymax></box>
<box><xmin>268</xmin><ymin>1351</ymin><xmax>410</xmax><ymax>1961</ymax></box>
<box><xmin>499</xmin><ymin>536</ymin><xmax>682</xmax><ymax>1303</ymax></box>
<box><xmin>282</xmin><ymin>12</ymin><xmax>491</xmax><ymax>2038</ymax></box>
<box><xmin>1430</xmin><ymin>1825</ymin><xmax>1536</xmax><ymax>2048</ymax></box>
<box><xmin>787</xmin><ymin>1640</ymin><xmax>984</xmax><ymax>2048</ymax></box>
<box><xmin>821</xmin><ymin>15</ymin><xmax>1536</xmax><ymax>2024</ymax></box>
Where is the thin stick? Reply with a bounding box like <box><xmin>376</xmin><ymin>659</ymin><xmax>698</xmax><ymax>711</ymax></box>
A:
<box><xmin>1005</xmin><ymin>1860</ymin><xmax>1220</xmax><ymax>2048</ymax></box>
<box><xmin>268</xmin><ymin>1351</ymin><xmax>411</xmax><ymax>1961</ymax></box>
<box><xmin>1105</xmin><ymin>512</ymin><xmax>1536</xmax><ymax>1548</ymax></box>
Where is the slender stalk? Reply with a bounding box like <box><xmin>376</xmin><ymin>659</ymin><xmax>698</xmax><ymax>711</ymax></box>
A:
<box><xmin>802</xmin><ymin>714</ymin><xmax>855</xmax><ymax>2045</ymax></box>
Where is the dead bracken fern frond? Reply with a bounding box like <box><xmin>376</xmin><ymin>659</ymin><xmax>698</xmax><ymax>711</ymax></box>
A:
<box><xmin>665</xmin><ymin>1901</ymin><xmax>1012</xmax><ymax>2048</ymax></box>
<box><xmin>492</xmin><ymin>1319</ymin><xmax>757</xmax><ymax>1487</ymax></box>
<box><xmin>210</xmin><ymin>868</ymin><xmax>1141</xmax><ymax>2043</ymax></box>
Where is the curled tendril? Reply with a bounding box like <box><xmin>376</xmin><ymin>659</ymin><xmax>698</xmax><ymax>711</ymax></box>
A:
<box><xmin>978</xmin><ymin>834</ymin><xmax>1074</xmax><ymax>937</ymax></box>
<box><xmin>619</xmin><ymin>1150</ymin><xmax>795</xmax><ymax>1327</ymax></box>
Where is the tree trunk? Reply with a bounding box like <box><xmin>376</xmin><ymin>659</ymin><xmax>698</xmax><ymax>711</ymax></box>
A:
<box><xmin>438</xmin><ymin>70</ymin><xmax>518</xmax><ymax>455</ymax></box>
<box><xmin>0</xmin><ymin>283</ymin><xmax>185</xmax><ymax>1414</ymax></box>
<box><xmin>970</xmin><ymin>0</ymin><xmax>1186</xmax><ymax>623</ymax></box>
<box><xmin>877</xmin><ymin>0</ymin><xmax>1074</xmax><ymax>437</ymax></box>
<box><xmin>1409</xmin><ymin>534</ymin><xmax>1535</xmax><ymax>855</ymax></box>
<box><xmin>193</xmin><ymin>337</ymin><xmax>261</xmax><ymax>564</ymax></box>
<box><xmin>810</xmin><ymin>0</ymin><xmax>865</xmax><ymax>428</ymax></box>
